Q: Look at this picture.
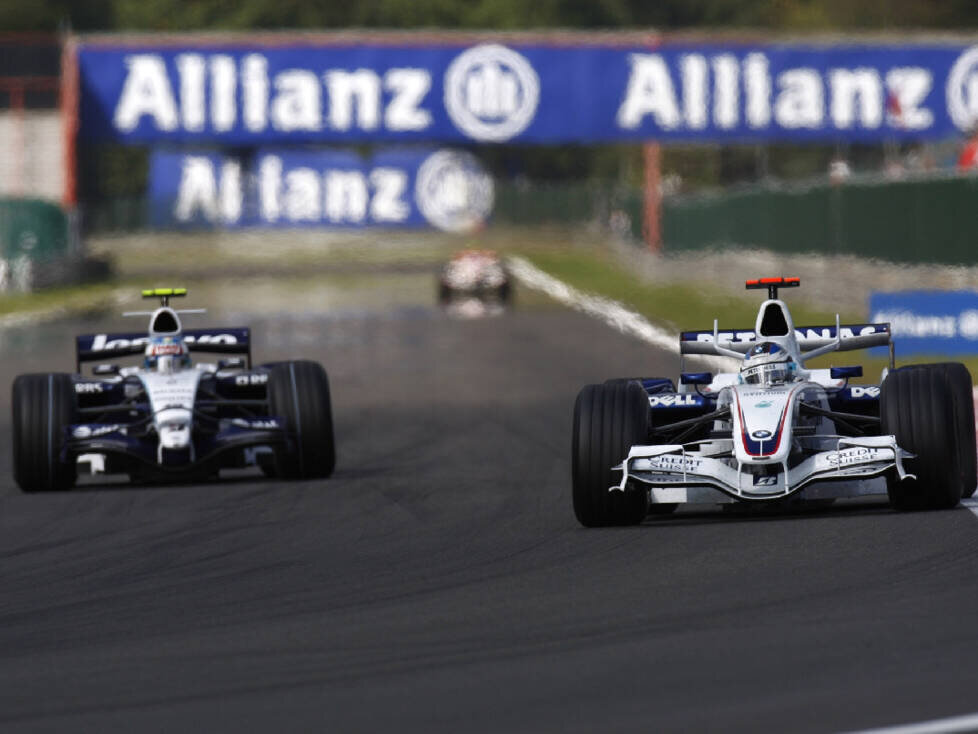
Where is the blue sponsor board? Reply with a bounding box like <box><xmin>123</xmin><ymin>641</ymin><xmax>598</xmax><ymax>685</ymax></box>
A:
<box><xmin>147</xmin><ymin>147</ymin><xmax>493</xmax><ymax>231</ymax></box>
<box><xmin>869</xmin><ymin>290</ymin><xmax>978</xmax><ymax>356</ymax></box>
<box><xmin>78</xmin><ymin>40</ymin><xmax>978</xmax><ymax>144</ymax></box>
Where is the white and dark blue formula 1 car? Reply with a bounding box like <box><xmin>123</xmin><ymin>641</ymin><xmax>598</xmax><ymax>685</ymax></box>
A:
<box><xmin>12</xmin><ymin>288</ymin><xmax>335</xmax><ymax>491</ymax></box>
<box><xmin>573</xmin><ymin>277</ymin><xmax>977</xmax><ymax>526</ymax></box>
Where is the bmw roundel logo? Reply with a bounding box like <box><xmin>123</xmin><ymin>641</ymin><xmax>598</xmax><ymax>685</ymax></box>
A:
<box><xmin>751</xmin><ymin>429</ymin><xmax>773</xmax><ymax>439</ymax></box>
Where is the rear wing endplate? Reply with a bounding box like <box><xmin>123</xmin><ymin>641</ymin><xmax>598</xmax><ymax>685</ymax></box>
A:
<box><xmin>679</xmin><ymin>323</ymin><xmax>892</xmax><ymax>355</ymax></box>
<box><xmin>75</xmin><ymin>327</ymin><xmax>251</xmax><ymax>370</ymax></box>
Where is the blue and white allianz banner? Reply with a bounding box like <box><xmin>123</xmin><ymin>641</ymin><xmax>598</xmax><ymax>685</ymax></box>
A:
<box><xmin>79</xmin><ymin>40</ymin><xmax>978</xmax><ymax>144</ymax></box>
<box><xmin>148</xmin><ymin>147</ymin><xmax>493</xmax><ymax>232</ymax></box>
<box><xmin>870</xmin><ymin>291</ymin><xmax>978</xmax><ymax>356</ymax></box>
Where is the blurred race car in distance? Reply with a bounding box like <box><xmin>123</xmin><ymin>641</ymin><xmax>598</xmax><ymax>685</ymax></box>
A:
<box><xmin>438</xmin><ymin>249</ymin><xmax>511</xmax><ymax>307</ymax></box>
<box><xmin>12</xmin><ymin>288</ymin><xmax>335</xmax><ymax>491</ymax></box>
<box><xmin>572</xmin><ymin>276</ymin><xmax>977</xmax><ymax>526</ymax></box>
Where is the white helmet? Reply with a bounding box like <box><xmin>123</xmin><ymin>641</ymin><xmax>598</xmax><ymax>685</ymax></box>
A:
<box><xmin>740</xmin><ymin>342</ymin><xmax>796</xmax><ymax>385</ymax></box>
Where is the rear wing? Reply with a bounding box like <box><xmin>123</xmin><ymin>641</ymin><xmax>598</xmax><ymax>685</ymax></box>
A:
<box><xmin>75</xmin><ymin>327</ymin><xmax>251</xmax><ymax>370</ymax></box>
<box><xmin>680</xmin><ymin>323</ymin><xmax>892</xmax><ymax>356</ymax></box>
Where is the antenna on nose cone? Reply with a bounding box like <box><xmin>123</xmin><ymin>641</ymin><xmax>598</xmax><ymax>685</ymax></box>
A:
<box><xmin>746</xmin><ymin>277</ymin><xmax>800</xmax><ymax>300</ymax></box>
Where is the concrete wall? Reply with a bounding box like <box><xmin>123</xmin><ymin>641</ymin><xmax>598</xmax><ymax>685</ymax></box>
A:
<box><xmin>0</xmin><ymin>110</ymin><xmax>64</xmax><ymax>202</ymax></box>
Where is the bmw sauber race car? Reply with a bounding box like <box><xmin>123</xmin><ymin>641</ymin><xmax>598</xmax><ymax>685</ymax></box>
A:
<box><xmin>573</xmin><ymin>277</ymin><xmax>977</xmax><ymax>526</ymax></box>
<box><xmin>12</xmin><ymin>288</ymin><xmax>335</xmax><ymax>491</ymax></box>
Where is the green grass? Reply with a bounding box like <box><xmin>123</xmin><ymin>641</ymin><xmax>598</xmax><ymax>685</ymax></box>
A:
<box><xmin>513</xmin><ymin>247</ymin><xmax>978</xmax><ymax>383</ymax></box>
<box><xmin>0</xmin><ymin>281</ymin><xmax>125</xmax><ymax>319</ymax></box>
<box><xmin>517</xmin><ymin>249</ymin><xmax>855</xmax><ymax>331</ymax></box>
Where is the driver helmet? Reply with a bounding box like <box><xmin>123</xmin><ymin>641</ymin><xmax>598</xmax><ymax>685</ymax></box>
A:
<box><xmin>144</xmin><ymin>335</ymin><xmax>190</xmax><ymax>373</ymax></box>
<box><xmin>740</xmin><ymin>341</ymin><xmax>796</xmax><ymax>385</ymax></box>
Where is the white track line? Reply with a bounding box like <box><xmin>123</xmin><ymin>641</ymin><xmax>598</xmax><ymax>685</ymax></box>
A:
<box><xmin>844</xmin><ymin>711</ymin><xmax>978</xmax><ymax>734</ymax></box>
<box><xmin>506</xmin><ymin>256</ymin><xmax>736</xmax><ymax>371</ymax></box>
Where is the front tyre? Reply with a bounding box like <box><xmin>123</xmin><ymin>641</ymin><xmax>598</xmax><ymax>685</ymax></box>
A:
<box><xmin>880</xmin><ymin>365</ymin><xmax>967</xmax><ymax>510</ymax></box>
<box><xmin>12</xmin><ymin>373</ymin><xmax>77</xmax><ymax>492</ymax></box>
<box><xmin>572</xmin><ymin>381</ymin><xmax>649</xmax><ymax>527</ymax></box>
<box><xmin>268</xmin><ymin>361</ymin><xmax>336</xmax><ymax>479</ymax></box>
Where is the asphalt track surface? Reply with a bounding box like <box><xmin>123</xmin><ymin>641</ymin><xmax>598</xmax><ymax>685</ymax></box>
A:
<box><xmin>1</xmin><ymin>288</ymin><xmax>978</xmax><ymax>733</ymax></box>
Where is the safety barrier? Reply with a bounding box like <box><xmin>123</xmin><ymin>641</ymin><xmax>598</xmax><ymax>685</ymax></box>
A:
<box><xmin>0</xmin><ymin>198</ymin><xmax>69</xmax><ymax>261</ymax></box>
<box><xmin>660</xmin><ymin>173</ymin><xmax>978</xmax><ymax>265</ymax></box>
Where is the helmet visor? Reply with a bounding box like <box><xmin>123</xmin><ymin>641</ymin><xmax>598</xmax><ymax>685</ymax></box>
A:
<box><xmin>742</xmin><ymin>362</ymin><xmax>792</xmax><ymax>385</ymax></box>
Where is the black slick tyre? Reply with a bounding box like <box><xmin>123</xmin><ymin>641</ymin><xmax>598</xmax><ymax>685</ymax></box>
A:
<box><xmin>267</xmin><ymin>361</ymin><xmax>336</xmax><ymax>479</ymax></box>
<box><xmin>880</xmin><ymin>365</ymin><xmax>964</xmax><ymax>510</ymax></box>
<box><xmin>572</xmin><ymin>381</ymin><xmax>650</xmax><ymax>527</ymax></box>
<box><xmin>12</xmin><ymin>373</ymin><xmax>77</xmax><ymax>492</ymax></box>
<box><xmin>929</xmin><ymin>362</ymin><xmax>977</xmax><ymax>499</ymax></box>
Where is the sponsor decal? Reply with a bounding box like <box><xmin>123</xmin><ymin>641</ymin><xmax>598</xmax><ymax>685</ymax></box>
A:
<box><xmin>645</xmin><ymin>454</ymin><xmax>703</xmax><ymax>472</ymax></box>
<box><xmin>150</xmin><ymin>343</ymin><xmax>184</xmax><ymax>356</ymax></box>
<box><xmin>751</xmin><ymin>429</ymin><xmax>773</xmax><ymax>439</ymax></box>
<box><xmin>75</xmin><ymin>382</ymin><xmax>104</xmax><ymax>394</ymax></box>
<box><xmin>235</xmin><ymin>373</ymin><xmax>268</xmax><ymax>386</ymax></box>
<box><xmin>88</xmin><ymin>332</ymin><xmax>240</xmax><ymax>351</ymax></box>
<box><xmin>849</xmin><ymin>385</ymin><xmax>881</xmax><ymax>399</ymax></box>
<box><xmin>754</xmin><ymin>400</ymin><xmax>774</xmax><ymax>409</ymax></box>
<box><xmin>870</xmin><ymin>291</ymin><xmax>978</xmax><ymax>356</ymax></box>
<box><xmin>649</xmin><ymin>394</ymin><xmax>701</xmax><ymax>407</ymax></box>
<box><xmin>150</xmin><ymin>147</ymin><xmax>493</xmax><ymax>233</ymax></box>
<box><xmin>827</xmin><ymin>447</ymin><xmax>882</xmax><ymax>466</ymax></box>
<box><xmin>753</xmin><ymin>475</ymin><xmax>779</xmax><ymax>486</ymax></box>
<box><xmin>72</xmin><ymin>424</ymin><xmax>124</xmax><ymax>439</ymax></box>
<box><xmin>231</xmin><ymin>418</ymin><xmax>280</xmax><ymax>430</ymax></box>
<box><xmin>687</xmin><ymin>325</ymin><xmax>888</xmax><ymax>345</ymax></box>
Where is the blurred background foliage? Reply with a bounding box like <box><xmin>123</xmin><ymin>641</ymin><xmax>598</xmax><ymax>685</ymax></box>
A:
<box><xmin>5</xmin><ymin>0</ymin><xmax>978</xmax><ymax>31</ymax></box>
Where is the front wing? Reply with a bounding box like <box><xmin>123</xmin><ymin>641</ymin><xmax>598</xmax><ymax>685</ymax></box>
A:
<box><xmin>65</xmin><ymin>417</ymin><xmax>289</xmax><ymax>473</ymax></box>
<box><xmin>615</xmin><ymin>436</ymin><xmax>914</xmax><ymax>504</ymax></box>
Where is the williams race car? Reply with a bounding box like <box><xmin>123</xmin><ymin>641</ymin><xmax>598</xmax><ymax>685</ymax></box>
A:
<box><xmin>12</xmin><ymin>288</ymin><xmax>335</xmax><ymax>491</ymax></box>
<box><xmin>572</xmin><ymin>277</ymin><xmax>977</xmax><ymax>526</ymax></box>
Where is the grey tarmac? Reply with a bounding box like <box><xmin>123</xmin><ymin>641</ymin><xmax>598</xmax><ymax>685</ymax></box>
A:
<box><xmin>0</xmin><ymin>285</ymin><xmax>976</xmax><ymax>733</ymax></box>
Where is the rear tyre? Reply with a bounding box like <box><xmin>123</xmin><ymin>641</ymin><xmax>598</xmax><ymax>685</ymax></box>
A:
<box><xmin>880</xmin><ymin>365</ymin><xmax>964</xmax><ymax>510</ymax></box>
<box><xmin>572</xmin><ymin>381</ymin><xmax>650</xmax><ymax>527</ymax></box>
<box><xmin>929</xmin><ymin>362</ymin><xmax>977</xmax><ymax>499</ymax></box>
<box><xmin>268</xmin><ymin>361</ymin><xmax>336</xmax><ymax>479</ymax></box>
<box><xmin>12</xmin><ymin>373</ymin><xmax>77</xmax><ymax>492</ymax></box>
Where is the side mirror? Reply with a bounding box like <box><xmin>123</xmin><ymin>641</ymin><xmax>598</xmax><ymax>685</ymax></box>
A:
<box><xmin>830</xmin><ymin>366</ymin><xmax>863</xmax><ymax>379</ymax></box>
<box><xmin>680</xmin><ymin>372</ymin><xmax>713</xmax><ymax>386</ymax></box>
<box><xmin>93</xmin><ymin>364</ymin><xmax>120</xmax><ymax>376</ymax></box>
<box><xmin>218</xmin><ymin>357</ymin><xmax>246</xmax><ymax>370</ymax></box>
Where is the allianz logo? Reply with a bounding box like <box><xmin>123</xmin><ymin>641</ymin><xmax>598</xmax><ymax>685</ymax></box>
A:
<box><xmin>171</xmin><ymin>149</ymin><xmax>494</xmax><ymax>233</ymax></box>
<box><xmin>113</xmin><ymin>44</ymin><xmax>539</xmax><ymax>143</ymax></box>
<box><xmin>872</xmin><ymin>308</ymin><xmax>978</xmax><ymax>340</ymax></box>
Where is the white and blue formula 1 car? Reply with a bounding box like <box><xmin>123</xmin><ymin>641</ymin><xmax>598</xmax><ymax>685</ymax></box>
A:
<box><xmin>572</xmin><ymin>277</ymin><xmax>977</xmax><ymax>526</ymax></box>
<box><xmin>12</xmin><ymin>288</ymin><xmax>335</xmax><ymax>491</ymax></box>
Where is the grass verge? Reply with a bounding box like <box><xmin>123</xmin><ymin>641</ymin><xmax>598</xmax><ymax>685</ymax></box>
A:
<box><xmin>513</xmin><ymin>247</ymin><xmax>978</xmax><ymax>383</ymax></box>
